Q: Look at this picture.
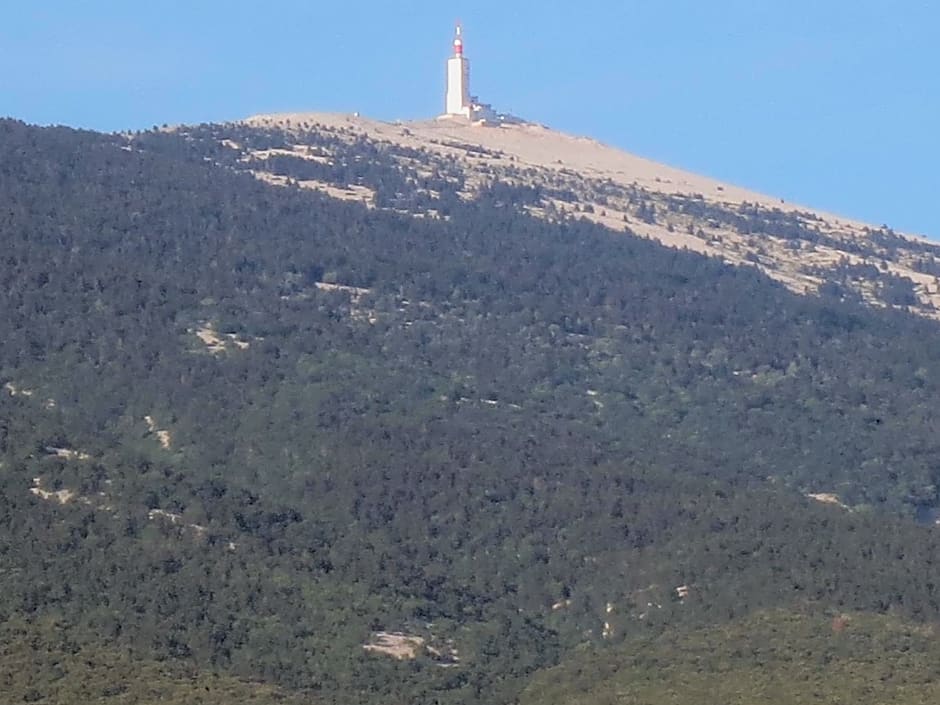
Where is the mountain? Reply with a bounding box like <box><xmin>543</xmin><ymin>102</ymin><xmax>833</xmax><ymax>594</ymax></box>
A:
<box><xmin>3</xmin><ymin>115</ymin><xmax>940</xmax><ymax>704</ymax></box>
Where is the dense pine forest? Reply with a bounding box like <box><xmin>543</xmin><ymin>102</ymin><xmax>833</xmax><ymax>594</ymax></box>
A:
<box><xmin>4</xmin><ymin>117</ymin><xmax>940</xmax><ymax>703</ymax></box>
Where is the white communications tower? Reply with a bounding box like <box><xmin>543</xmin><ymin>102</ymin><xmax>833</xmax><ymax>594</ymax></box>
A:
<box><xmin>444</xmin><ymin>23</ymin><xmax>471</xmax><ymax>118</ymax></box>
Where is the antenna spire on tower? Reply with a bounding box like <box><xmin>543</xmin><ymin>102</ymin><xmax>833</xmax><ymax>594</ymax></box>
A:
<box><xmin>453</xmin><ymin>22</ymin><xmax>464</xmax><ymax>56</ymax></box>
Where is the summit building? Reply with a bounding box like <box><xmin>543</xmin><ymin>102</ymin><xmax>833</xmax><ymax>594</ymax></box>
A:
<box><xmin>440</xmin><ymin>24</ymin><xmax>501</xmax><ymax>123</ymax></box>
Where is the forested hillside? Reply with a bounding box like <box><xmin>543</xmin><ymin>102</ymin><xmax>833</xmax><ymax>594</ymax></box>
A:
<box><xmin>3</xmin><ymin>118</ymin><xmax>940</xmax><ymax>703</ymax></box>
<box><xmin>521</xmin><ymin>610</ymin><xmax>940</xmax><ymax>705</ymax></box>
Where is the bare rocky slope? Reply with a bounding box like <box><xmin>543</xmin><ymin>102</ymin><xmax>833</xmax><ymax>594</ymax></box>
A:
<box><xmin>232</xmin><ymin>112</ymin><xmax>940</xmax><ymax>318</ymax></box>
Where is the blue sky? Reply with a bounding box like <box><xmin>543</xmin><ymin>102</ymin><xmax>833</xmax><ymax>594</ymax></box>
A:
<box><xmin>1</xmin><ymin>1</ymin><xmax>937</xmax><ymax>237</ymax></box>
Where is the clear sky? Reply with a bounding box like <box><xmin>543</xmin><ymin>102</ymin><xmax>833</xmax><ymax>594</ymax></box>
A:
<box><xmin>2</xmin><ymin>1</ymin><xmax>937</xmax><ymax>237</ymax></box>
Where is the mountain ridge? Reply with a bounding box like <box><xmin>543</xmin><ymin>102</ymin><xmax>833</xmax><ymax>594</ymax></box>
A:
<box><xmin>245</xmin><ymin>111</ymin><xmax>875</xmax><ymax>228</ymax></box>
<box><xmin>228</xmin><ymin>111</ymin><xmax>940</xmax><ymax>319</ymax></box>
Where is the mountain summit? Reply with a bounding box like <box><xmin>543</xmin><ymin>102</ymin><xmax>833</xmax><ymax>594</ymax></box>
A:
<box><xmin>237</xmin><ymin>111</ymin><xmax>940</xmax><ymax>318</ymax></box>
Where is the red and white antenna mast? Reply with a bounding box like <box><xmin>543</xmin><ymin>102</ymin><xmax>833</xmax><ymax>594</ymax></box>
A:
<box><xmin>453</xmin><ymin>21</ymin><xmax>464</xmax><ymax>56</ymax></box>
